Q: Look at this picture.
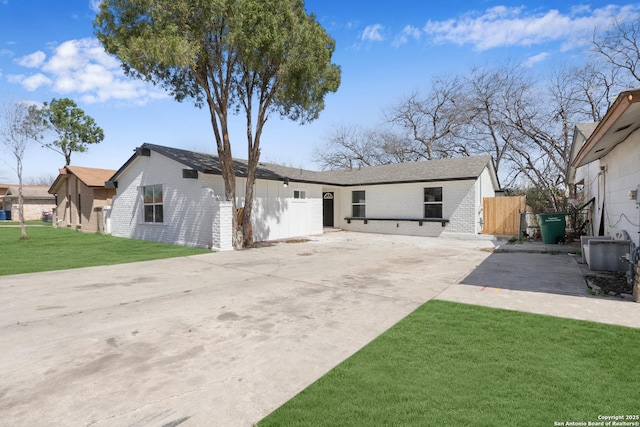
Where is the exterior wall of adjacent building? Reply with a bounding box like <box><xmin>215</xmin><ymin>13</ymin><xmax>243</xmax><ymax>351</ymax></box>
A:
<box><xmin>6</xmin><ymin>198</ymin><xmax>55</xmax><ymax>221</ymax></box>
<box><xmin>53</xmin><ymin>177</ymin><xmax>115</xmax><ymax>232</ymax></box>
<box><xmin>573</xmin><ymin>159</ymin><xmax>602</xmax><ymax>237</ymax></box>
<box><xmin>2</xmin><ymin>185</ymin><xmax>55</xmax><ymax>221</ymax></box>
<box><xmin>574</xmin><ymin>132</ymin><xmax>640</xmax><ymax>247</ymax></box>
<box><xmin>109</xmin><ymin>152</ymin><xmax>323</xmax><ymax>249</ymax></box>
<box><xmin>593</xmin><ymin>135</ymin><xmax>640</xmax><ymax>246</ymax></box>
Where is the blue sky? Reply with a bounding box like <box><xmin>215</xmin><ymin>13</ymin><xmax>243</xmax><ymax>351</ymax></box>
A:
<box><xmin>1</xmin><ymin>0</ymin><xmax>639</xmax><ymax>182</ymax></box>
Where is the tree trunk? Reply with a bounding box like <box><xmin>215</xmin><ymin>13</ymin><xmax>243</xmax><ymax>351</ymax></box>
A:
<box><xmin>17</xmin><ymin>169</ymin><xmax>27</xmax><ymax>240</ymax></box>
<box><xmin>242</xmin><ymin>146</ymin><xmax>261</xmax><ymax>247</ymax></box>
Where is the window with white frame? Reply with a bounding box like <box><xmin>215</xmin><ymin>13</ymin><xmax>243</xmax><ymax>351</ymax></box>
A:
<box><xmin>293</xmin><ymin>190</ymin><xmax>306</xmax><ymax>199</ymax></box>
<box><xmin>143</xmin><ymin>184</ymin><xmax>164</xmax><ymax>223</ymax></box>
<box><xmin>352</xmin><ymin>190</ymin><xmax>365</xmax><ymax>217</ymax></box>
<box><xmin>424</xmin><ymin>187</ymin><xmax>442</xmax><ymax>218</ymax></box>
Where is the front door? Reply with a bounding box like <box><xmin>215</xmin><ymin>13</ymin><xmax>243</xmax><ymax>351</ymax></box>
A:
<box><xmin>323</xmin><ymin>192</ymin><xmax>334</xmax><ymax>227</ymax></box>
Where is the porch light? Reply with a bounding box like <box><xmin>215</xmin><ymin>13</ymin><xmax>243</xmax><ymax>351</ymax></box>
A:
<box><xmin>283</xmin><ymin>178</ymin><xmax>289</xmax><ymax>187</ymax></box>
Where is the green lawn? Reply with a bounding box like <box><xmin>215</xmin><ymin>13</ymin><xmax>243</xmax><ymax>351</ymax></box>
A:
<box><xmin>259</xmin><ymin>300</ymin><xmax>640</xmax><ymax>426</ymax></box>
<box><xmin>0</xmin><ymin>222</ymin><xmax>211</xmax><ymax>276</ymax></box>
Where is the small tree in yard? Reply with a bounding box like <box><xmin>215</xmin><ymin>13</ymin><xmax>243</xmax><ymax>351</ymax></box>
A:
<box><xmin>37</xmin><ymin>98</ymin><xmax>104</xmax><ymax>166</ymax></box>
<box><xmin>0</xmin><ymin>102</ymin><xmax>46</xmax><ymax>240</ymax></box>
<box><xmin>95</xmin><ymin>0</ymin><xmax>341</xmax><ymax>249</ymax></box>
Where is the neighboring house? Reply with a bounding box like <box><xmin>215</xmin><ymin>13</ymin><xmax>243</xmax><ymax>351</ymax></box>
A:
<box><xmin>0</xmin><ymin>184</ymin><xmax>8</xmax><ymax>211</ymax></box>
<box><xmin>107</xmin><ymin>143</ymin><xmax>499</xmax><ymax>250</ymax></box>
<box><xmin>48</xmin><ymin>165</ymin><xmax>117</xmax><ymax>232</ymax></box>
<box><xmin>0</xmin><ymin>185</ymin><xmax>55</xmax><ymax>221</ymax></box>
<box><xmin>568</xmin><ymin>87</ymin><xmax>640</xmax><ymax>248</ymax></box>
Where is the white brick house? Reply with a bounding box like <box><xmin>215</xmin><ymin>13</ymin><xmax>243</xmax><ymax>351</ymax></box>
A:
<box><xmin>568</xmin><ymin>87</ymin><xmax>640</xmax><ymax>248</ymax></box>
<box><xmin>106</xmin><ymin>143</ymin><xmax>499</xmax><ymax>250</ymax></box>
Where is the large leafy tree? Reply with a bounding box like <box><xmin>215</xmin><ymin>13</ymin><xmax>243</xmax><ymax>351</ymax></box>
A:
<box><xmin>95</xmin><ymin>0</ymin><xmax>340</xmax><ymax>248</ymax></box>
<box><xmin>39</xmin><ymin>98</ymin><xmax>104</xmax><ymax>165</ymax></box>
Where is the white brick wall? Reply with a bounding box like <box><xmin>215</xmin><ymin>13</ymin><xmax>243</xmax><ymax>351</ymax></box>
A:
<box><xmin>111</xmin><ymin>151</ymin><xmax>323</xmax><ymax>248</ymax></box>
<box><xmin>110</xmin><ymin>154</ymin><xmax>218</xmax><ymax>248</ymax></box>
<box><xmin>335</xmin><ymin>178</ymin><xmax>483</xmax><ymax>237</ymax></box>
<box><xmin>212</xmin><ymin>201</ymin><xmax>233</xmax><ymax>251</ymax></box>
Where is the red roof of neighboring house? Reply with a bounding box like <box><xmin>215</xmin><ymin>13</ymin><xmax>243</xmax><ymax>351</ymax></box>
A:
<box><xmin>49</xmin><ymin>165</ymin><xmax>117</xmax><ymax>194</ymax></box>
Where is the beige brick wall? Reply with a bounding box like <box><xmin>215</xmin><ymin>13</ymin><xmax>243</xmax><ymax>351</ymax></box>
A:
<box><xmin>10</xmin><ymin>200</ymin><xmax>55</xmax><ymax>221</ymax></box>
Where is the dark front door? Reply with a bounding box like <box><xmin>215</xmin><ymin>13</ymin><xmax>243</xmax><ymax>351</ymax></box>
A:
<box><xmin>323</xmin><ymin>192</ymin><xmax>334</xmax><ymax>227</ymax></box>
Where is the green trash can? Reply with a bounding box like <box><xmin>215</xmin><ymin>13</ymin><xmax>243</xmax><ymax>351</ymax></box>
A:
<box><xmin>536</xmin><ymin>213</ymin><xmax>567</xmax><ymax>244</ymax></box>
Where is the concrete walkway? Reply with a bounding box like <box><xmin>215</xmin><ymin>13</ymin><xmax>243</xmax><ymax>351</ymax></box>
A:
<box><xmin>0</xmin><ymin>232</ymin><xmax>638</xmax><ymax>427</ymax></box>
<box><xmin>437</xmin><ymin>240</ymin><xmax>640</xmax><ymax>329</ymax></box>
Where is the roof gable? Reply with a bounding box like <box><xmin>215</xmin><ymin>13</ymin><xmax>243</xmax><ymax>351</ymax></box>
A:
<box><xmin>67</xmin><ymin>166</ymin><xmax>117</xmax><ymax>187</ymax></box>
<box><xmin>49</xmin><ymin>165</ymin><xmax>117</xmax><ymax>194</ymax></box>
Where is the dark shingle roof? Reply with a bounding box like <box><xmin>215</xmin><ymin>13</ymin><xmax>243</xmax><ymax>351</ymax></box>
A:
<box><xmin>138</xmin><ymin>143</ymin><xmax>283</xmax><ymax>180</ymax></box>
<box><xmin>266</xmin><ymin>155</ymin><xmax>494</xmax><ymax>186</ymax></box>
<box><xmin>111</xmin><ymin>143</ymin><xmax>495</xmax><ymax>187</ymax></box>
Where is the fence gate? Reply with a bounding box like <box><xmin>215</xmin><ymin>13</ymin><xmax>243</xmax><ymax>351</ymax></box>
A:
<box><xmin>482</xmin><ymin>196</ymin><xmax>526</xmax><ymax>235</ymax></box>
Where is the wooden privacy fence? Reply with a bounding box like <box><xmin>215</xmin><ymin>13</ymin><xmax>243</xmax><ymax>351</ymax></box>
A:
<box><xmin>482</xmin><ymin>196</ymin><xmax>526</xmax><ymax>235</ymax></box>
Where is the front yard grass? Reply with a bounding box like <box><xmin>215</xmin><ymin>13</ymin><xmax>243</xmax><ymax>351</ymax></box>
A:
<box><xmin>259</xmin><ymin>300</ymin><xmax>640</xmax><ymax>426</ymax></box>
<box><xmin>0</xmin><ymin>223</ymin><xmax>210</xmax><ymax>276</ymax></box>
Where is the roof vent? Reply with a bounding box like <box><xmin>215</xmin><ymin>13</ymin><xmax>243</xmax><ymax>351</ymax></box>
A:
<box><xmin>182</xmin><ymin>169</ymin><xmax>198</xmax><ymax>179</ymax></box>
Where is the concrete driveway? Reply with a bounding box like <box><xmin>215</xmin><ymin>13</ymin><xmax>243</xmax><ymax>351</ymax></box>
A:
<box><xmin>0</xmin><ymin>232</ymin><xmax>494</xmax><ymax>427</ymax></box>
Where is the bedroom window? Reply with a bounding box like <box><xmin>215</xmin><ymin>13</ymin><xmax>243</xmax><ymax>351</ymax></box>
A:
<box><xmin>143</xmin><ymin>184</ymin><xmax>163</xmax><ymax>223</ymax></box>
<box><xmin>424</xmin><ymin>187</ymin><xmax>443</xmax><ymax>219</ymax></box>
<box><xmin>352</xmin><ymin>190</ymin><xmax>366</xmax><ymax>217</ymax></box>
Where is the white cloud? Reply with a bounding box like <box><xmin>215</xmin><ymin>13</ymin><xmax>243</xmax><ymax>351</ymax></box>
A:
<box><xmin>7</xmin><ymin>73</ymin><xmax>52</xmax><ymax>91</ymax></box>
<box><xmin>89</xmin><ymin>0</ymin><xmax>102</xmax><ymax>13</ymax></box>
<box><xmin>361</xmin><ymin>24</ymin><xmax>385</xmax><ymax>42</ymax></box>
<box><xmin>392</xmin><ymin>25</ymin><xmax>422</xmax><ymax>47</ymax></box>
<box><xmin>10</xmin><ymin>38</ymin><xmax>167</xmax><ymax>105</ymax></box>
<box><xmin>522</xmin><ymin>52</ymin><xmax>550</xmax><ymax>68</ymax></box>
<box><xmin>423</xmin><ymin>4</ymin><xmax>640</xmax><ymax>51</ymax></box>
<box><xmin>16</xmin><ymin>51</ymin><xmax>46</xmax><ymax>68</ymax></box>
